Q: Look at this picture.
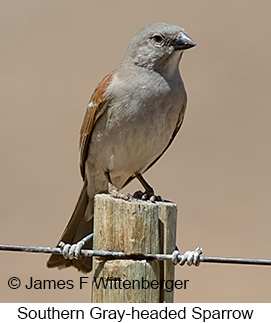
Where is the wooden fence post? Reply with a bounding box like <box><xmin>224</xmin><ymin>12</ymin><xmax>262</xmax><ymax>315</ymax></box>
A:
<box><xmin>91</xmin><ymin>194</ymin><xmax>177</xmax><ymax>303</ymax></box>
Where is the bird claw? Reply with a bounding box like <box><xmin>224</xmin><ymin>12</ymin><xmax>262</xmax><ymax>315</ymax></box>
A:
<box><xmin>108</xmin><ymin>182</ymin><xmax>131</xmax><ymax>200</ymax></box>
<box><xmin>133</xmin><ymin>190</ymin><xmax>163</xmax><ymax>203</ymax></box>
<box><xmin>110</xmin><ymin>191</ymin><xmax>130</xmax><ymax>200</ymax></box>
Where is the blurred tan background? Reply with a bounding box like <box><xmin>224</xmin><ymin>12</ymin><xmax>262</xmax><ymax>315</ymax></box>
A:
<box><xmin>1</xmin><ymin>0</ymin><xmax>271</xmax><ymax>302</ymax></box>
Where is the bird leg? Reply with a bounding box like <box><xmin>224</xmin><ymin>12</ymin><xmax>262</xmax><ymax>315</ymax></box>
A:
<box><xmin>133</xmin><ymin>173</ymin><xmax>163</xmax><ymax>202</ymax></box>
<box><xmin>104</xmin><ymin>171</ymin><xmax>130</xmax><ymax>200</ymax></box>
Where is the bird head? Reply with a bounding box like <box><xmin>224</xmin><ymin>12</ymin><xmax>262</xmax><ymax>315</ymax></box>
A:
<box><xmin>124</xmin><ymin>22</ymin><xmax>196</xmax><ymax>72</ymax></box>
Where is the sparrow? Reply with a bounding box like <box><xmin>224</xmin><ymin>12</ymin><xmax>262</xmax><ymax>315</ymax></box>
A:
<box><xmin>47</xmin><ymin>22</ymin><xmax>196</xmax><ymax>273</ymax></box>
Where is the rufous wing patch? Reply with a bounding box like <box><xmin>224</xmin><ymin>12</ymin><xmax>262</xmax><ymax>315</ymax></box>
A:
<box><xmin>79</xmin><ymin>74</ymin><xmax>113</xmax><ymax>178</ymax></box>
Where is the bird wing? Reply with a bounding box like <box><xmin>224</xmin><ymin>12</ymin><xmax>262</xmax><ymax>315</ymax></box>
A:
<box><xmin>79</xmin><ymin>74</ymin><xmax>113</xmax><ymax>178</ymax></box>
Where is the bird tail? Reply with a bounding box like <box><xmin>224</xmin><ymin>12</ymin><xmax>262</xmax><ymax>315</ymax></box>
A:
<box><xmin>47</xmin><ymin>182</ymin><xmax>94</xmax><ymax>273</ymax></box>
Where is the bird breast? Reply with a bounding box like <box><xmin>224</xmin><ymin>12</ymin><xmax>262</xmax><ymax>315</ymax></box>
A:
<box><xmin>87</xmin><ymin>71</ymin><xmax>186</xmax><ymax>183</ymax></box>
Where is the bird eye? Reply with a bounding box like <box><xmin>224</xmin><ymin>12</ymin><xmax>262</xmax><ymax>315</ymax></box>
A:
<box><xmin>151</xmin><ymin>33</ymin><xmax>164</xmax><ymax>45</ymax></box>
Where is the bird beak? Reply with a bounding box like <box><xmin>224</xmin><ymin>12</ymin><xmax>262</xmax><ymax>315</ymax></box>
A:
<box><xmin>173</xmin><ymin>32</ymin><xmax>196</xmax><ymax>50</ymax></box>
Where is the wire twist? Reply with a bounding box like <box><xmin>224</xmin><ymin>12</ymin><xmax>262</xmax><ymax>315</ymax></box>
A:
<box><xmin>171</xmin><ymin>247</ymin><xmax>202</xmax><ymax>266</ymax></box>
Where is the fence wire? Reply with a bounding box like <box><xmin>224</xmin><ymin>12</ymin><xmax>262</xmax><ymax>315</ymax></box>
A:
<box><xmin>0</xmin><ymin>243</ymin><xmax>271</xmax><ymax>267</ymax></box>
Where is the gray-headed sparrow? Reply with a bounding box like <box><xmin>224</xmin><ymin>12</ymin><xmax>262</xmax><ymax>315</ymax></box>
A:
<box><xmin>47</xmin><ymin>22</ymin><xmax>196</xmax><ymax>273</ymax></box>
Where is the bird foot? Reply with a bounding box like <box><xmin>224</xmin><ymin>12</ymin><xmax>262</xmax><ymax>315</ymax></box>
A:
<box><xmin>108</xmin><ymin>182</ymin><xmax>131</xmax><ymax>200</ymax></box>
<box><xmin>133</xmin><ymin>190</ymin><xmax>163</xmax><ymax>203</ymax></box>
